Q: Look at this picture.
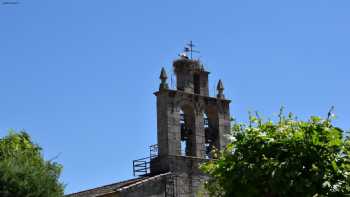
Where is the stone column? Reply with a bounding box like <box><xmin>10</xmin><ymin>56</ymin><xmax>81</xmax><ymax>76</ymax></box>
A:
<box><xmin>218</xmin><ymin>101</ymin><xmax>231</xmax><ymax>150</ymax></box>
<box><xmin>194</xmin><ymin>109</ymin><xmax>205</xmax><ymax>158</ymax></box>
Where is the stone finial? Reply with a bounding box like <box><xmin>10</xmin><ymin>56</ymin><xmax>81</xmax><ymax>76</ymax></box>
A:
<box><xmin>217</xmin><ymin>79</ymin><xmax>225</xmax><ymax>99</ymax></box>
<box><xmin>159</xmin><ymin>67</ymin><xmax>169</xmax><ymax>90</ymax></box>
<box><xmin>160</xmin><ymin>67</ymin><xmax>167</xmax><ymax>80</ymax></box>
<box><xmin>200</xmin><ymin>64</ymin><xmax>205</xmax><ymax>71</ymax></box>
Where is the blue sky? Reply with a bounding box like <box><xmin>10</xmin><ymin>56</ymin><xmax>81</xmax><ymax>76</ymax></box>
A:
<box><xmin>0</xmin><ymin>0</ymin><xmax>349</xmax><ymax>194</ymax></box>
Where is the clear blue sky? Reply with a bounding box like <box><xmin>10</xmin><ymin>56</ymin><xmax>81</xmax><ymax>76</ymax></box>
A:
<box><xmin>1</xmin><ymin>0</ymin><xmax>349</xmax><ymax>194</ymax></box>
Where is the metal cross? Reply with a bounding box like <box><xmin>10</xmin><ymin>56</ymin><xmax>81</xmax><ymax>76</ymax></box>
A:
<box><xmin>184</xmin><ymin>41</ymin><xmax>200</xmax><ymax>59</ymax></box>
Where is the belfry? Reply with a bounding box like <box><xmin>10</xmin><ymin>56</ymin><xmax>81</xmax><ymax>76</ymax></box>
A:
<box><xmin>154</xmin><ymin>55</ymin><xmax>231</xmax><ymax>164</ymax></box>
<box><xmin>66</xmin><ymin>45</ymin><xmax>231</xmax><ymax>197</ymax></box>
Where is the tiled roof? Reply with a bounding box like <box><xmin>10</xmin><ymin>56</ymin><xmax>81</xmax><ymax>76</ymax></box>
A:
<box><xmin>65</xmin><ymin>177</ymin><xmax>145</xmax><ymax>197</ymax></box>
<box><xmin>116</xmin><ymin>172</ymin><xmax>171</xmax><ymax>193</ymax></box>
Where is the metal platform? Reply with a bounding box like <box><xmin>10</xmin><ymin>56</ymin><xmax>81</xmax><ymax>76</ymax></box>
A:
<box><xmin>132</xmin><ymin>144</ymin><xmax>158</xmax><ymax>177</ymax></box>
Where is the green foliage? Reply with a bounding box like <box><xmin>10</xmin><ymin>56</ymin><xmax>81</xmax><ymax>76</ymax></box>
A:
<box><xmin>0</xmin><ymin>130</ymin><xmax>64</xmax><ymax>197</ymax></box>
<box><xmin>201</xmin><ymin>110</ymin><xmax>350</xmax><ymax>197</ymax></box>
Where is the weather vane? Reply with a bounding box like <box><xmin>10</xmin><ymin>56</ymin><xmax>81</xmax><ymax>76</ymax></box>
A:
<box><xmin>183</xmin><ymin>41</ymin><xmax>200</xmax><ymax>59</ymax></box>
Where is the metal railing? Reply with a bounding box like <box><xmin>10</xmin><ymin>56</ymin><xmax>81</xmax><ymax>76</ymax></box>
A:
<box><xmin>133</xmin><ymin>144</ymin><xmax>158</xmax><ymax>177</ymax></box>
<box><xmin>132</xmin><ymin>157</ymin><xmax>150</xmax><ymax>176</ymax></box>
<box><xmin>149</xmin><ymin>144</ymin><xmax>158</xmax><ymax>159</ymax></box>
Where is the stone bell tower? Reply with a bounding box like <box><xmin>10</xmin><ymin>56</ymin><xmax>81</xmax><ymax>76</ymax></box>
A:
<box><xmin>65</xmin><ymin>47</ymin><xmax>232</xmax><ymax>197</ymax></box>
<box><xmin>150</xmin><ymin>53</ymin><xmax>231</xmax><ymax>196</ymax></box>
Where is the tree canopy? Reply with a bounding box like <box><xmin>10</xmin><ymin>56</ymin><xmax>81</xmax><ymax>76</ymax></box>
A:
<box><xmin>201</xmin><ymin>110</ymin><xmax>350</xmax><ymax>197</ymax></box>
<box><xmin>0</xmin><ymin>130</ymin><xmax>64</xmax><ymax>197</ymax></box>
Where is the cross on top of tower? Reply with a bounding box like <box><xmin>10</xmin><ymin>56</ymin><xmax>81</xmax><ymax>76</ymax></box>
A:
<box><xmin>183</xmin><ymin>41</ymin><xmax>200</xmax><ymax>59</ymax></box>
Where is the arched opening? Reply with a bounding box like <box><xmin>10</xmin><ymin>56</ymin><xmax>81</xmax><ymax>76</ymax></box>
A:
<box><xmin>193</xmin><ymin>73</ymin><xmax>200</xmax><ymax>94</ymax></box>
<box><xmin>180</xmin><ymin>109</ymin><xmax>187</xmax><ymax>156</ymax></box>
<box><xmin>180</xmin><ymin>105</ymin><xmax>195</xmax><ymax>156</ymax></box>
<box><xmin>204</xmin><ymin>106</ymin><xmax>219</xmax><ymax>158</ymax></box>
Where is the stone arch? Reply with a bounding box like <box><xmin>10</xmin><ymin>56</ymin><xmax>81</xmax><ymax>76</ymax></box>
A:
<box><xmin>178</xmin><ymin>102</ymin><xmax>196</xmax><ymax>156</ymax></box>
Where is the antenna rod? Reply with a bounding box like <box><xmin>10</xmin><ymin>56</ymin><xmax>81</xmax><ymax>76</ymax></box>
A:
<box><xmin>190</xmin><ymin>41</ymin><xmax>193</xmax><ymax>59</ymax></box>
<box><xmin>184</xmin><ymin>41</ymin><xmax>200</xmax><ymax>59</ymax></box>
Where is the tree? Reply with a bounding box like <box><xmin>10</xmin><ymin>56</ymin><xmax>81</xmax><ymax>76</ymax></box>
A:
<box><xmin>201</xmin><ymin>109</ymin><xmax>350</xmax><ymax>197</ymax></box>
<box><xmin>0</xmin><ymin>130</ymin><xmax>64</xmax><ymax>197</ymax></box>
